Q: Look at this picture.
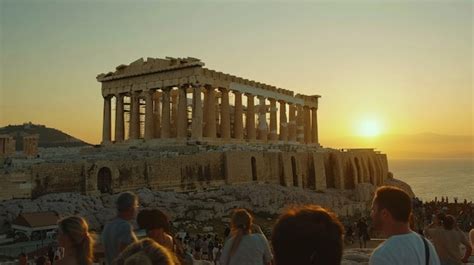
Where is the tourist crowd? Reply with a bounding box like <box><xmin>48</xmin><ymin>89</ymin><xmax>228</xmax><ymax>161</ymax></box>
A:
<box><xmin>17</xmin><ymin>186</ymin><xmax>474</xmax><ymax>265</ymax></box>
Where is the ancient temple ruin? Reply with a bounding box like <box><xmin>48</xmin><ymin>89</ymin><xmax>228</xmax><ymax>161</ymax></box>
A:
<box><xmin>97</xmin><ymin>57</ymin><xmax>320</xmax><ymax>145</ymax></box>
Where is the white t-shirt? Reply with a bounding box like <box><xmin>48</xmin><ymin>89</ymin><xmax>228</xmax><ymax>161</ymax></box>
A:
<box><xmin>369</xmin><ymin>231</ymin><xmax>440</xmax><ymax>265</ymax></box>
<box><xmin>219</xmin><ymin>234</ymin><xmax>272</xmax><ymax>265</ymax></box>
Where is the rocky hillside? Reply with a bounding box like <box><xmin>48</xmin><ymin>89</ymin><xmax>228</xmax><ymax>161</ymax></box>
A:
<box><xmin>0</xmin><ymin>122</ymin><xmax>90</xmax><ymax>149</ymax></box>
<box><xmin>0</xmin><ymin>183</ymin><xmax>376</xmax><ymax>234</ymax></box>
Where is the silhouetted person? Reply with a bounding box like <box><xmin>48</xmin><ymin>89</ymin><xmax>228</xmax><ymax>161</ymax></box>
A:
<box><xmin>357</xmin><ymin>218</ymin><xmax>369</xmax><ymax>248</ymax></box>
<box><xmin>425</xmin><ymin>215</ymin><xmax>471</xmax><ymax>265</ymax></box>
<box><xmin>18</xmin><ymin>253</ymin><xmax>28</xmax><ymax>265</ymax></box>
<box><xmin>272</xmin><ymin>205</ymin><xmax>344</xmax><ymax>265</ymax></box>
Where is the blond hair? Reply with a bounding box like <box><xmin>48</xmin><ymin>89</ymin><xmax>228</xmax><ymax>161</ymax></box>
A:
<box><xmin>58</xmin><ymin>216</ymin><xmax>94</xmax><ymax>265</ymax></box>
<box><xmin>114</xmin><ymin>239</ymin><xmax>179</xmax><ymax>265</ymax></box>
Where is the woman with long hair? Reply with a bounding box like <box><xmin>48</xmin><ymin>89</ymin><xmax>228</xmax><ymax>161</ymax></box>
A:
<box><xmin>219</xmin><ymin>209</ymin><xmax>272</xmax><ymax>265</ymax></box>
<box><xmin>56</xmin><ymin>216</ymin><xmax>94</xmax><ymax>265</ymax></box>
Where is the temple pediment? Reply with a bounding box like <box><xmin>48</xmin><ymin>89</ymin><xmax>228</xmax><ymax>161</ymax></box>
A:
<box><xmin>97</xmin><ymin>57</ymin><xmax>204</xmax><ymax>82</ymax></box>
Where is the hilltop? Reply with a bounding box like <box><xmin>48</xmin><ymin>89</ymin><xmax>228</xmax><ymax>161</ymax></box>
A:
<box><xmin>0</xmin><ymin>122</ymin><xmax>90</xmax><ymax>149</ymax></box>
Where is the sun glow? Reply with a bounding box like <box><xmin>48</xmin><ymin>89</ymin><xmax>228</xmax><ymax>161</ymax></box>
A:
<box><xmin>357</xmin><ymin>119</ymin><xmax>382</xmax><ymax>137</ymax></box>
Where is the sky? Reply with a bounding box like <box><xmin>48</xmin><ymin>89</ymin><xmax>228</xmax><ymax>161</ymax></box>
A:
<box><xmin>0</xmin><ymin>0</ymin><xmax>472</xmax><ymax>158</ymax></box>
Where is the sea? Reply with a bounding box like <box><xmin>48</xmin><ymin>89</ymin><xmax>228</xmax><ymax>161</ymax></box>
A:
<box><xmin>389</xmin><ymin>158</ymin><xmax>474</xmax><ymax>202</ymax></box>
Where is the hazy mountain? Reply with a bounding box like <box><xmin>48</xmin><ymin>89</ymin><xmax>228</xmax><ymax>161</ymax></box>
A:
<box><xmin>322</xmin><ymin>133</ymin><xmax>474</xmax><ymax>159</ymax></box>
<box><xmin>0</xmin><ymin>122</ymin><xmax>91</xmax><ymax>150</ymax></box>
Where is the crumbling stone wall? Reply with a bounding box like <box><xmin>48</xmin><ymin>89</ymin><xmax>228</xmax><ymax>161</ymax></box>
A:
<box><xmin>0</xmin><ymin>147</ymin><xmax>391</xmax><ymax>201</ymax></box>
<box><xmin>30</xmin><ymin>162</ymin><xmax>84</xmax><ymax>197</ymax></box>
<box><xmin>0</xmin><ymin>172</ymin><xmax>31</xmax><ymax>200</ymax></box>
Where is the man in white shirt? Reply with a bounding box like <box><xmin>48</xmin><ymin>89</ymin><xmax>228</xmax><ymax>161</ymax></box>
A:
<box><xmin>369</xmin><ymin>186</ymin><xmax>440</xmax><ymax>265</ymax></box>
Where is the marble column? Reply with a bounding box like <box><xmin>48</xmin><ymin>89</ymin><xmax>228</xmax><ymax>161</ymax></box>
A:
<box><xmin>257</xmin><ymin>96</ymin><xmax>268</xmax><ymax>141</ymax></box>
<box><xmin>153</xmin><ymin>92</ymin><xmax>161</xmax><ymax>138</ymax></box>
<box><xmin>102</xmin><ymin>95</ymin><xmax>112</xmax><ymax>143</ymax></box>
<box><xmin>204</xmin><ymin>86</ymin><xmax>216</xmax><ymax>138</ymax></box>
<box><xmin>170</xmin><ymin>90</ymin><xmax>178</xmax><ymax>137</ymax></box>
<box><xmin>233</xmin><ymin>91</ymin><xmax>243</xmax><ymax>140</ymax></box>
<box><xmin>246</xmin><ymin>93</ymin><xmax>256</xmax><ymax>140</ymax></box>
<box><xmin>219</xmin><ymin>88</ymin><xmax>231</xmax><ymax>139</ymax></box>
<box><xmin>296</xmin><ymin>105</ymin><xmax>304</xmax><ymax>143</ymax></box>
<box><xmin>129</xmin><ymin>92</ymin><xmax>140</xmax><ymax>140</ymax></box>
<box><xmin>202</xmin><ymin>88</ymin><xmax>208</xmax><ymax>135</ymax></box>
<box><xmin>311</xmin><ymin>107</ymin><xmax>318</xmax><ymax>144</ymax></box>
<box><xmin>278</xmin><ymin>100</ymin><xmax>287</xmax><ymax>142</ymax></box>
<box><xmin>269</xmin><ymin>98</ymin><xmax>277</xmax><ymax>141</ymax></box>
<box><xmin>191</xmin><ymin>86</ymin><xmax>203</xmax><ymax>140</ymax></box>
<box><xmin>114</xmin><ymin>94</ymin><xmax>124</xmax><ymax>142</ymax></box>
<box><xmin>288</xmin><ymin>103</ymin><xmax>297</xmax><ymax>142</ymax></box>
<box><xmin>177</xmin><ymin>86</ymin><xmax>188</xmax><ymax>138</ymax></box>
<box><xmin>161</xmin><ymin>87</ymin><xmax>171</xmax><ymax>138</ymax></box>
<box><xmin>144</xmin><ymin>90</ymin><xmax>155</xmax><ymax>140</ymax></box>
<box><xmin>304</xmin><ymin>106</ymin><xmax>311</xmax><ymax>144</ymax></box>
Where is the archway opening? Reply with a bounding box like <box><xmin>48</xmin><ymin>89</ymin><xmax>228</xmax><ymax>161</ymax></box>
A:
<box><xmin>354</xmin><ymin>157</ymin><xmax>362</xmax><ymax>184</ymax></box>
<box><xmin>325</xmin><ymin>154</ymin><xmax>336</xmax><ymax>188</ymax></box>
<box><xmin>251</xmin><ymin>157</ymin><xmax>257</xmax><ymax>181</ymax></box>
<box><xmin>344</xmin><ymin>162</ymin><xmax>356</xmax><ymax>190</ymax></box>
<box><xmin>291</xmin><ymin>156</ymin><xmax>298</xmax><ymax>187</ymax></box>
<box><xmin>97</xmin><ymin>167</ymin><xmax>112</xmax><ymax>194</ymax></box>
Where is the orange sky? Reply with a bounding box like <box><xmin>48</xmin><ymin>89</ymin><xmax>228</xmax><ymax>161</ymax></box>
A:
<box><xmin>0</xmin><ymin>1</ymin><xmax>472</xmax><ymax>159</ymax></box>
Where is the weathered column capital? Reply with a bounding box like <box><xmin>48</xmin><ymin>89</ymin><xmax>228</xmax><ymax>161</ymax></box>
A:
<box><xmin>232</xmin><ymin>90</ymin><xmax>242</xmax><ymax>96</ymax></box>
<box><xmin>103</xmin><ymin>94</ymin><xmax>113</xmax><ymax>100</ymax></box>
<box><xmin>218</xmin><ymin>87</ymin><xmax>229</xmax><ymax>93</ymax></box>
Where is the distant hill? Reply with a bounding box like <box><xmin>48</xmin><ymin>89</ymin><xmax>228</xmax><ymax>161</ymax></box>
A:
<box><xmin>0</xmin><ymin>122</ymin><xmax>91</xmax><ymax>150</ymax></box>
<box><xmin>323</xmin><ymin>132</ymin><xmax>474</xmax><ymax>159</ymax></box>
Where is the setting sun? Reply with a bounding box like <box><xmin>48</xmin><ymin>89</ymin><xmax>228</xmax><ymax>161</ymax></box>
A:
<box><xmin>358</xmin><ymin>119</ymin><xmax>382</xmax><ymax>137</ymax></box>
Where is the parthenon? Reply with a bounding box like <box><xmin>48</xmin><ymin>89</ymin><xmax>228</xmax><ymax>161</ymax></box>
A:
<box><xmin>97</xmin><ymin>57</ymin><xmax>320</xmax><ymax>145</ymax></box>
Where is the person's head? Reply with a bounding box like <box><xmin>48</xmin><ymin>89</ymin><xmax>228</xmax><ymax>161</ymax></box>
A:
<box><xmin>371</xmin><ymin>186</ymin><xmax>412</xmax><ymax>235</ymax></box>
<box><xmin>230</xmin><ymin>208</ymin><xmax>252</xmax><ymax>235</ymax></box>
<box><xmin>19</xmin><ymin>253</ymin><xmax>27</xmax><ymax>265</ymax></box>
<box><xmin>117</xmin><ymin>192</ymin><xmax>139</xmax><ymax>220</ymax></box>
<box><xmin>434</xmin><ymin>212</ymin><xmax>445</xmax><ymax>226</ymax></box>
<box><xmin>57</xmin><ymin>216</ymin><xmax>94</xmax><ymax>265</ymax></box>
<box><xmin>442</xmin><ymin>215</ymin><xmax>456</xmax><ymax>230</ymax></box>
<box><xmin>137</xmin><ymin>209</ymin><xmax>170</xmax><ymax>238</ymax></box>
<box><xmin>35</xmin><ymin>255</ymin><xmax>48</xmax><ymax>265</ymax></box>
<box><xmin>115</xmin><ymin>239</ymin><xmax>179</xmax><ymax>265</ymax></box>
<box><xmin>272</xmin><ymin>205</ymin><xmax>344</xmax><ymax>265</ymax></box>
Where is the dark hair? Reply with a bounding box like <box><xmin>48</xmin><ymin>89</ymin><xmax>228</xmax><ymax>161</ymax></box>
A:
<box><xmin>374</xmin><ymin>186</ymin><xmax>412</xmax><ymax>222</ymax></box>
<box><xmin>35</xmin><ymin>256</ymin><xmax>48</xmax><ymax>265</ymax></box>
<box><xmin>272</xmin><ymin>205</ymin><xmax>344</xmax><ymax>265</ymax></box>
<box><xmin>442</xmin><ymin>215</ymin><xmax>455</xmax><ymax>230</ymax></box>
<box><xmin>137</xmin><ymin>209</ymin><xmax>170</xmax><ymax>232</ymax></box>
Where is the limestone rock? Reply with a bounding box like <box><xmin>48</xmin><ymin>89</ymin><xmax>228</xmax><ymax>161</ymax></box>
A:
<box><xmin>384</xmin><ymin>177</ymin><xmax>415</xmax><ymax>198</ymax></box>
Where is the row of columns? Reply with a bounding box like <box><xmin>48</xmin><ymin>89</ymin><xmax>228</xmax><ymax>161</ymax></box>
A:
<box><xmin>102</xmin><ymin>86</ymin><xmax>319</xmax><ymax>145</ymax></box>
